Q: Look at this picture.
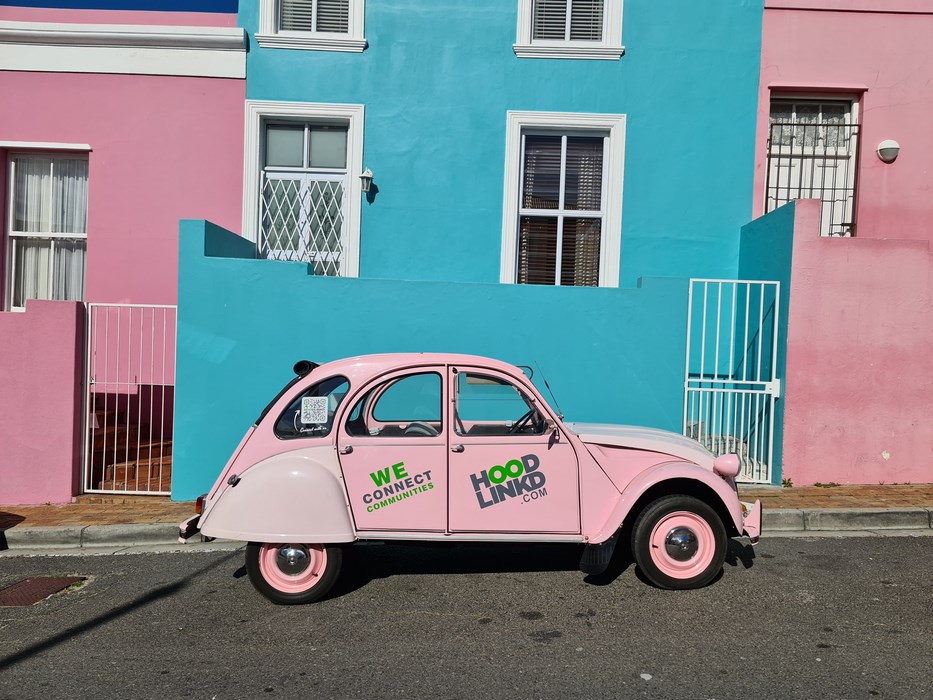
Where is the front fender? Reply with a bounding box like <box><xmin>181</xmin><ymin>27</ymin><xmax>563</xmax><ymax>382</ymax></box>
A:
<box><xmin>199</xmin><ymin>452</ymin><xmax>355</xmax><ymax>544</ymax></box>
<box><xmin>588</xmin><ymin>461</ymin><xmax>743</xmax><ymax>543</ymax></box>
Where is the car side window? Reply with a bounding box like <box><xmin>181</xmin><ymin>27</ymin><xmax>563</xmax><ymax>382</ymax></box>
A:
<box><xmin>455</xmin><ymin>372</ymin><xmax>544</xmax><ymax>437</ymax></box>
<box><xmin>346</xmin><ymin>372</ymin><xmax>443</xmax><ymax>437</ymax></box>
<box><xmin>274</xmin><ymin>375</ymin><xmax>350</xmax><ymax>439</ymax></box>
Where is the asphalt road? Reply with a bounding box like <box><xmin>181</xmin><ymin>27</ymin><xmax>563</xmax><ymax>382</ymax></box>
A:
<box><xmin>0</xmin><ymin>536</ymin><xmax>931</xmax><ymax>700</ymax></box>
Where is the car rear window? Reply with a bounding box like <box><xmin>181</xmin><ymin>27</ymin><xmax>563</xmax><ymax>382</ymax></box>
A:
<box><xmin>274</xmin><ymin>375</ymin><xmax>350</xmax><ymax>439</ymax></box>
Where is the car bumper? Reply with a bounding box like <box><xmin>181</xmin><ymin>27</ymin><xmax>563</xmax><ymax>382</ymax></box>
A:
<box><xmin>178</xmin><ymin>515</ymin><xmax>201</xmax><ymax>544</ymax></box>
<box><xmin>741</xmin><ymin>500</ymin><xmax>761</xmax><ymax>544</ymax></box>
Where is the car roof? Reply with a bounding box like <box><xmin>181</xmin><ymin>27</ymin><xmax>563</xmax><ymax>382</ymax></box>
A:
<box><xmin>310</xmin><ymin>353</ymin><xmax>522</xmax><ymax>380</ymax></box>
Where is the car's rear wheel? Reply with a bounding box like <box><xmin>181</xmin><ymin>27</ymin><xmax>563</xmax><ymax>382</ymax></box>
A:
<box><xmin>246</xmin><ymin>542</ymin><xmax>342</xmax><ymax>604</ymax></box>
<box><xmin>631</xmin><ymin>495</ymin><xmax>726</xmax><ymax>590</ymax></box>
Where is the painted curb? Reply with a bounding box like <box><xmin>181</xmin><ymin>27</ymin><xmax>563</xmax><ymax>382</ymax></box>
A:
<box><xmin>1</xmin><ymin>523</ymin><xmax>177</xmax><ymax>549</ymax></box>
<box><xmin>762</xmin><ymin>508</ymin><xmax>805</xmax><ymax>531</ymax></box>
<box><xmin>803</xmin><ymin>508</ymin><xmax>931</xmax><ymax>531</ymax></box>
<box><xmin>3</xmin><ymin>508</ymin><xmax>933</xmax><ymax>549</ymax></box>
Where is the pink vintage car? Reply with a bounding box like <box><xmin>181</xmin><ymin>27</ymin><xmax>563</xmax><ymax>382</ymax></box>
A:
<box><xmin>180</xmin><ymin>353</ymin><xmax>761</xmax><ymax>604</ymax></box>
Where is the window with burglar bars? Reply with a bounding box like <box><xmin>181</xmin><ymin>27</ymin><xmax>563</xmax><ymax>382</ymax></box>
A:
<box><xmin>765</xmin><ymin>99</ymin><xmax>860</xmax><ymax>237</ymax></box>
<box><xmin>6</xmin><ymin>154</ymin><xmax>88</xmax><ymax>310</ymax></box>
<box><xmin>518</xmin><ymin>132</ymin><xmax>606</xmax><ymax>286</ymax></box>
<box><xmin>260</xmin><ymin>122</ymin><xmax>349</xmax><ymax>276</ymax></box>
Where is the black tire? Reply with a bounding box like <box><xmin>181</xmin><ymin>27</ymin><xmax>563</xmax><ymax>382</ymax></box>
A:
<box><xmin>245</xmin><ymin>542</ymin><xmax>343</xmax><ymax>605</ymax></box>
<box><xmin>631</xmin><ymin>495</ymin><xmax>727</xmax><ymax>590</ymax></box>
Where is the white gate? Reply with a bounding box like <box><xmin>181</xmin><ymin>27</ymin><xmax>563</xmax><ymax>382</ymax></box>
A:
<box><xmin>683</xmin><ymin>280</ymin><xmax>781</xmax><ymax>483</ymax></box>
<box><xmin>83</xmin><ymin>304</ymin><xmax>177</xmax><ymax>495</ymax></box>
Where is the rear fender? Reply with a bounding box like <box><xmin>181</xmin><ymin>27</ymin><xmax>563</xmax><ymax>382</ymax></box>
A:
<box><xmin>587</xmin><ymin>461</ymin><xmax>742</xmax><ymax>543</ymax></box>
<box><xmin>199</xmin><ymin>450</ymin><xmax>354</xmax><ymax>544</ymax></box>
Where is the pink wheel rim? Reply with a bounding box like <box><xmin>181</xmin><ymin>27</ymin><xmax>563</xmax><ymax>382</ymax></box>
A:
<box><xmin>258</xmin><ymin>543</ymin><xmax>327</xmax><ymax>593</ymax></box>
<box><xmin>648</xmin><ymin>511</ymin><xmax>715</xmax><ymax>579</ymax></box>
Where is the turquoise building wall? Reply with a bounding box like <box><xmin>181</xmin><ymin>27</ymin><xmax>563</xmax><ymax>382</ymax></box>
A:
<box><xmin>738</xmin><ymin>202</ymin><xmax>798</xmax><ymax>478</ymax></box>
<box><xmin>174</xmin><ymin>221</ymin><xmax>690</xmax><ymax>499</ymax></box>
<box><xmin>173</xmin><ymin>1</ymin><xmax>771</xmax><ymax>498</ymax></box>
<box><xmin>240</xmin><ymin>0</ymin><xmax>764</xmax><ymax>286</ymax></box>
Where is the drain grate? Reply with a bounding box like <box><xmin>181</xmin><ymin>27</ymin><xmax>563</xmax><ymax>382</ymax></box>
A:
<box><xmin>0</xmin><ymin>577</ymin><xmax>86</xmax><ymax>607</ymax></box>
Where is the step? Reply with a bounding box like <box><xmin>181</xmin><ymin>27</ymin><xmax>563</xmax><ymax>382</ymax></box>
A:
<box><xmin>95</xmin><ymin>476</ymin><xmax>172</xmax><ymax>493</ymax></box>
<box><xmin>104</xmin><ymin>458</ymin><xmax>172</xmax><ymax>483</ymax></box>
<box><xmin>76</xmin><ymin>494</ymin><xmax>175</xmax><ymax>505</ymax></box>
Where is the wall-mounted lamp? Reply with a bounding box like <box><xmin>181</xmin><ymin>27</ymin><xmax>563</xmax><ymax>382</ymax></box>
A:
<box><xmin>877</xmin><ymin>139</ymin><xmax>900</xmax><ymax>163</ymax></box>
<box><xmin>359</xmin><ymin>167</ymin><xmax>374</xmax><ymax>193</ymax></box>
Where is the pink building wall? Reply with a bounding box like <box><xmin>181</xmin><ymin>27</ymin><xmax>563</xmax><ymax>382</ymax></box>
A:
<box><xmin>782</xmin><ymin>201</ymin><xmax>933</xmax><ymax>485</ymax></box>
<box><xmin>0</xmin><ymin>70</ymin><xmax>245</xmax><ymax>304</ymax></box>
<box><xmin>757</xmin><ymin>2</ymin><xmax>933</xmax><ymax>485</ymax></box>
<box><xmin>754</xmin><ymin>1</ymin><xmax>933</xmax><ymax>240</ymax></box>
<box><xmin>0</xmin><ymin>9</ymin><xmax>245</xmax><ymax>502</ymax></box>
<box><xmin>0</xmin><ymin>301</ymin><xmax>84</xmax><ymax>505</ymax></box>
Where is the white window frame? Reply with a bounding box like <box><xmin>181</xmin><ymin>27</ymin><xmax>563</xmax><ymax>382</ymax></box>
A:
<box><xmin>4</xmin><ymin>148</ymin><xmax>90</xmax><ymax>311</ymax></box>
<box><xmin>500</xmin><ymin>110</ymin><xmax>625</xmax><ymax>287</ymax></box>
<box><xmin>513</xmin><ymin>0</ymin><xmax>624</xmax><ymax>60</ymax></box>
<box><xmin>243</xmin><ymin>100</ymin><xmax>365</xmax><ymax>277</ymax></box>
<box><xmin>256</xmin><ymin>0</ymin><xmax>366</xmax><ymax>52</ymax></box>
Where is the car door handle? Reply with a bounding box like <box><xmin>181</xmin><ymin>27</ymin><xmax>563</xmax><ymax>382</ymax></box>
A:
<box><xmin>339</xmin><ymin>446</ymin><xmax>353</xmax><ymax>455</ymax></box>
<box><xmin>451</xmin><ymin>444</ymin><xmax>464</xmax><ymax>453</ymax></box>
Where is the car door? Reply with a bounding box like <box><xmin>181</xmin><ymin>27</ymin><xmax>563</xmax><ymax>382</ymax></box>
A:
<box><xmin>337</xmin><ymin>369</ymin><xmax>448</xmax><ymax>532</ymax></box>
<box><xmin>447</xmin><ymin>366</ymin><xmax>580</xmax><ymax>534</ymax></box>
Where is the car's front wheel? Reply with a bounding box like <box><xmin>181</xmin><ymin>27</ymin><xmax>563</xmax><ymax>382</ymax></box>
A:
<box><xmin>631</xmin><ymin>495</ymin><xmax>726</xmax><ymax>590</ymax></box>
<box><xmin>245</xmin><ymin>542</ymin><xmax>342</xmax><ymax>604</ymax></box>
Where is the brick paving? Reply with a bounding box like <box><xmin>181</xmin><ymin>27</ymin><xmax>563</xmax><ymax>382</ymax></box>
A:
<box><xmin>741</xmin><ymin>483</ymin><xmax>933</xmax><ymax>510</ymax></box>
<box><xmin>1</xmin><ymin>484</ymin><xmax>931</xmax><ymax>532</ymax></box>
<box><xmin>0</xmin><ymin>496</ymin><xmax>193</xmax><ymax>530</ymax></box>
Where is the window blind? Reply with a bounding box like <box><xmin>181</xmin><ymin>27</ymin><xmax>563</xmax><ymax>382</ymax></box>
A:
<box><xmin>532</xmin><ymin>0</ymin><xmax>604</xmax><ymax>42</ymax></box>
<box><xmin>280</xmin><ymin>0</ymin><xmax>349</xmax><ymax>33</ymax></box>
<box><xmin>517</xmin><ymin>133</ymin><xmax>604</xmax><ymax>286</ymax></box>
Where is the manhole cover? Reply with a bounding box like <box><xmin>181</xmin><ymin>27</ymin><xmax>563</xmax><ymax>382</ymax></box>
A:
<box><xmin>0</xmin><ymin>577</ymin><xmax>86</xmax><ymax>607</ymax></box>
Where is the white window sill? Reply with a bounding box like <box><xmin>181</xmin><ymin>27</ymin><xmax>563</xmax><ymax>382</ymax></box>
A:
<box><xmin>255</xmin><ymin>32</ymin><xmax>367</xmax><ymax>52</ymax></box>
<box><xmin>512</xmin><ymin>43</ymin><xmax>624</xmax><ymax>60</ymax></box>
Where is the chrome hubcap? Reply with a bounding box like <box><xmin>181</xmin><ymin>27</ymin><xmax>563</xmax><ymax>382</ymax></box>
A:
<box><xmin>664</xmin><ymin>527</ymin><xmax>698</xmax><ymax>561</ymax></box>
<box><xmin>275</xmin><ymin>545</ymin><xmax>311</xmax><ymax>575</ymax></box>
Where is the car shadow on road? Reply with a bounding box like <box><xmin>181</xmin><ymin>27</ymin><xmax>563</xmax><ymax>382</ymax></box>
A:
<box><xmin>325</xmin><ymin>535</ymin><xmax>757</xmax><ymax>600</ymax></box>
<box><xmin>0</xmin><ymin>513</ymin><xmax>26</xmax><ymax>551</ymax></box>
<box><xmin>329</xmin><ymin>541</ymin><xmax>585</xmax><ymax>599</ymax></box>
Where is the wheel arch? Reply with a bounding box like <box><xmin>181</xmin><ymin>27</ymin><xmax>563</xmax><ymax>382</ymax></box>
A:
<box><xmin>199</xmin><ymin>455</ymin><xmax>355</xmax><ymax>543</ymax></box>
<box><xmin>588</xmin><ymin>462</ymin><xmax>743</xmax><ymax>543</ymax></box>
<box><xmin>625</xmin><ymin>478</ymin><xmax>741</xmax><ymax>539</ymax></box>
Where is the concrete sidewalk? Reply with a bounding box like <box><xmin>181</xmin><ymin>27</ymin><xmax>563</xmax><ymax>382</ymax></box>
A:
<box><xmin>1</xmin><ymin>484</ymin><xmax>932</xmax><ymax>549</ymax></box>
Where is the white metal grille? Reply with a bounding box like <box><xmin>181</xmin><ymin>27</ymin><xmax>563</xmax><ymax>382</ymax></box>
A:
<box><xmin>683</xmin><ymin>280</ymin><xmax>781</xmax><ymax>484</ymax></box>
<box><xmin>84</xmin><ymin>304</ymin><xmax>176</xmax><ymax>495</ymax></box>
<box><xmin>260</xmin><ymin>172</ymin><xmax>345</xmax><ymax>276</ymax></box>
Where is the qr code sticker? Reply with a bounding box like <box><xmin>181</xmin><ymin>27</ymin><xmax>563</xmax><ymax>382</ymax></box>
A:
<box><xmin>301</xmin><ymin>396</ymin><xmax>329</xmax><ymax>424</ymax></box>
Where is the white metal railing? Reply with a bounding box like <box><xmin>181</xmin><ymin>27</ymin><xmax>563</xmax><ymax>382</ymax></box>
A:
<box><xmin>83</xmin><ymin>304</ymin><xmax>176</xmax><ymax>495</ymax></box>
<box><xmin>683</xmin><ymin>280</ymin><xmax>781</xmax><ymax>483</ymax></box>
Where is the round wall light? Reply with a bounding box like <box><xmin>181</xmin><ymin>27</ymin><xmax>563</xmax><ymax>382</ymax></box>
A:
<box><xmin>877</xmin><ymin>139</ymin><xmax>900</xmax><ymax>163</ymax></box>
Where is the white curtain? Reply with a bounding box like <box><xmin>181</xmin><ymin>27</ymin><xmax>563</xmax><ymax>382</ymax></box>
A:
<box><xmin>12</xmin><ymin>240</ymin><xmax>50</xmax><ymax>307</ymax></box>
<box><xmin>10</xmin><ymin>156</ymin><xmax>88</xmax><ymax>305</ymax></box>
<box><xmin>13</xmin><ymin>157</ymin><xmax>53</xmax><ymax>233</ymax></box>
<box><xmin>53</xmin><ymin>239</ymin><xmax>86</xmax><ymax>301</ymax></box>
<box><xmin>52</xmin><ymin>159</ymin><xmax>89</xmax><ymax>234</ymax></box>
